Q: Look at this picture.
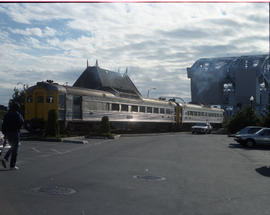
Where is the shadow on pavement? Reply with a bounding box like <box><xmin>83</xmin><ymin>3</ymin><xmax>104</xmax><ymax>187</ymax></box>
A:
<box><xmin>229</xmin><ymin>143</ymin><xmax>244</xmax><ymax>149</ymax></box>
<box><xmin>256</xmin><ymin>166</ymin><xmax>270</xmax><ymax>177</ymax></box>
<box><xmin>0</xmin><ymin>169</ymin><xmax>10</xmax><ymax>172</ymax></box>
<box><xmin>229</xmin><ymin>143</ymin><xmax>270</xmax><ymax>151</ymax></box>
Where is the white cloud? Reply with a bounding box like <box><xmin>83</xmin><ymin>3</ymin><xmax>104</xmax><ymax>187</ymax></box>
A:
<box><xmin>44</xmin><ymin>26</ymin><xmax>56</xmax><ymax>37</ymax></box>
<box><xmin>9</xmin><ymin>26</ymin><xmax>57</xmax><ymax>38</ymax></box>
<box><xmin>0</xmin><ymin>3</ymin><xmax>268</xmax><ymax>106</ymax></box>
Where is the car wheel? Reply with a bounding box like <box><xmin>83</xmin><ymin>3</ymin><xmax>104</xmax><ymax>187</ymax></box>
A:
<box><xmin>246</xmin><ymin>139</ymin><xmax>255</xmax><ymax>147</ymax></box>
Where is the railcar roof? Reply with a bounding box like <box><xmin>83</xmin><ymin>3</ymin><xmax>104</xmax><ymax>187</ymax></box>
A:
<box><xmin>27</xmin><ymin>81</ymin><xmax>177</xmax><ymax>107</ymax></box>
<box><xmin>182</xmin><ymin>103</ymin><xmax>224</xmax><ymax>111</ymax></box>
<box><xmin>26</xmin><ymin>82</ymin><xmax>67</xmax><ymax>93</ymax></box>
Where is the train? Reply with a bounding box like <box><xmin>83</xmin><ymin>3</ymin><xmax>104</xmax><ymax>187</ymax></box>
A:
<box><xmin>24</xmin><ymin>81</ymin><xmax>224</xmax><ymax>133</ymax></box>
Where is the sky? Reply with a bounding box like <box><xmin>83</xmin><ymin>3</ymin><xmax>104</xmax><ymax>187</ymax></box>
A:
<box><xmin>0</xmin><ymin>3</ymin><xmax>269</xmax><ymax>106</ymax></box>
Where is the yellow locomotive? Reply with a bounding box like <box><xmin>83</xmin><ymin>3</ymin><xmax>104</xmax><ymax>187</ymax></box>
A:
<box><xmin>25</xmin><ymin>81</ymin><xmax>61</xmax><ymax>122</ymax></box>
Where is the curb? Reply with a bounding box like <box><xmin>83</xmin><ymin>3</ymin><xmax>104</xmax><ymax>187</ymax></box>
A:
<box><xmin>85</xmin><ymin>134</ymin><xmax>121</xmax><ymax>140</ymax></box>
<box><xmin>62</xmin><ymin>139</ymin><xmax>89</xmax><ymax>144</ymax></box>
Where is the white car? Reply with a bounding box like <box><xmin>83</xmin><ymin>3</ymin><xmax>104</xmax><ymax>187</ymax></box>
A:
<box><xmin>191</xmin><ymin>122</ymin><xmax>212</xmax><ymax>134</ymax></box>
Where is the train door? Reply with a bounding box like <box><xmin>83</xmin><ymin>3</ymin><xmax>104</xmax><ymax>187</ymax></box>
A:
<box><xmin>34</xmin><ymin>91</ymin><xmax>45</xmax><ymax>119</ymax></box>
<box><xmin>72</xmin><ymin>95</ymin><xmax>82</xmax><ymax>119</ymax></box>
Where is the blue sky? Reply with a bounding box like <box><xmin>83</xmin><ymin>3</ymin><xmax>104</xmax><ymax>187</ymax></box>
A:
<box><xmin>0</xmin><ymin>3</ymin><xmax>269</xmax><ymax>106</ymax></box>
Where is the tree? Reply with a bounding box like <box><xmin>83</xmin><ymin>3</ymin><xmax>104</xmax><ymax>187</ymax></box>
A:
<box><xmin>261</xmin><ymin>105</ymin><xmax>270</xmax><ymax>127</ymax></box>
<box><xmin>9</xmin><ymin>84</ymin><xmax>28</xmax><ymax>117</ymax></box>
<box><xmin>226</xmin><ymin>105</ymin><xmax>260</xmax><ymax>134</ymax></box>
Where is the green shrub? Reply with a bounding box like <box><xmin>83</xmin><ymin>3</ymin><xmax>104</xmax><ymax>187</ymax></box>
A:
<box><xmin>45</xmin><ymin>109</ymin><xmax>59</xmax><ymax>137</ymax></box>
<box><xmin>261</xmin><ymin>105</ymin><xmax>270</xmax><ymax>127</ymax></box>
<box><xmin>29</xmin><ymin>118</ymin><xmax>45</xmax><ymax>131</ymax></box>
<box><xmin>99</xmin><ymin>116</ymin><xmax>110</xmax><ymax>134</ymax></box>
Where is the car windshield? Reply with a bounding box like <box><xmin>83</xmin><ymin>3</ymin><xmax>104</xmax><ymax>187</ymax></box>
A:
<box><xmin>237</xmin><ymin>127</ymin><xmax>262</xmax><ymax>134</ymax></box>
<box><xmin>256</xmin><ymin>128</ymin><xmax>269</xmax><ymax>135</ymax></box>
<box><xmin>195</xmin><ymin>123</ymin><xmax>207</xmax><ymax>126</ymax></box>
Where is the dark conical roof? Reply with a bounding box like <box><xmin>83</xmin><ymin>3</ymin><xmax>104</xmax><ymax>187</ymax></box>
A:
<box><xmin>73</xmin><ymin>65</ymin><xmax>142</xmax><ymax>99</ymax></box>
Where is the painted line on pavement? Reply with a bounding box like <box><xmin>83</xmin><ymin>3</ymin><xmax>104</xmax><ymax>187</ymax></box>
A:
<box><xmin>31</xmin><ymin>147</ymin><xmax>41</xmax><ymax>153</ymax></box>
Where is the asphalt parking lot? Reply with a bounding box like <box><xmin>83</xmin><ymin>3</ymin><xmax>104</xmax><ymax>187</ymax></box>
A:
<box><xmin>1</xmin><ymin>133</ymin><xmax>270</xmax><ymax>215</ymax></box>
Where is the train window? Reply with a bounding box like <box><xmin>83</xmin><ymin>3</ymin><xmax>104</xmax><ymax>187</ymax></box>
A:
<box><xmin>154</xmin><ymin>108</ymin><xmax>159</xmax><ymax>114</ymax></box>
<box><xmin>73</xmin><ymin>96</ymin><xmax>82</xmax><ymax>119</ymax></box>
<box><xmin>160</xmin><ymin>108</ymin><xmax>165</xmax><ymax>114</ymax></box>
<box><xmin>147</xmin><ymin>107</ymin><xmax>153</xmax><ymax>113</ymax></box>
<box><xmin>131</xmin><ymin>105</ymin><xmax>138</xmax><ymax>112</ymax></box>
<box><xmin>27</xmin><ymin>96</ymin><xmax>33</xmax><ymax>103</ymax></box>
<box><xmin>58</xmin><ymin>95</ymin><xmax>65</xmax><ymax>109</ymax></box>
<box><xmin>139</xmin><ymin>106</ymin><xmax>145</xmax><ymax>113</ymax></box>
<box><xmin>121</xmin><ymin>104</ymin><xmax>128</xmax><ymax>112</ymax></box>
<box><xmin>112</xmin><ymin>103</ymin><xmax>120</xmax><ymax>111</ymax></box>
<box><xmin>37</xmin><ymin>96</ymin><xmax>44</xmax><ymax>103</ymax></box>
<box><xmin>73</xmin><ymin>96</ymin><xmax>81</xmax><ymax>105</ymax></box>
<box><xmin>106</xmin><ymin>103</ymin><xmax>110</xmax><ymax>111</ymax></box>
<box><xmin>46</xmin><ymin>96</ymin><xmax>54</xmax><ymax>103</ymax></box>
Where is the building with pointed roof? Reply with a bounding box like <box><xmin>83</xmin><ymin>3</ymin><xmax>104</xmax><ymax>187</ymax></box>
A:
<box><xmin>73</xmin><ymin>61</ymin><xmax>142</xmax><ymax>100</ymax></box>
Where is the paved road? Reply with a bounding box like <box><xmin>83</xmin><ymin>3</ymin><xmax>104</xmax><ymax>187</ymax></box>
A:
<box><xmin>1</xmin><ymin>133</ymin><xmax>270</xmax><ymax>215</ymax></box>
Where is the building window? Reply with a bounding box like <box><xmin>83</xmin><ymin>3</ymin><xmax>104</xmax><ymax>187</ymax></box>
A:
<box><xmin>160</xmin><ymin>108</ymin><xmax>165</xmax><ymax>114</ymax></box>
<box><xmin>147</xmin><ymin>107</ymin><xmax>152</xmax><ymax>113</ymax></box>
<box><xmin>154</xmin><ymin>108</ymin><xmax>159</xmax><ymax>114</ymax></box>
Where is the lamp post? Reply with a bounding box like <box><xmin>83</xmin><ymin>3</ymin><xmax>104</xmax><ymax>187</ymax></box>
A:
<box><xmin>250</xmin><ymin>96</ymin><xmax>254</xmax><ymax>110</ymax></box>
<box><xmin>147</xmin><ymin>88</ymin><xmax>156</xmax><ymax>98</ymax></box>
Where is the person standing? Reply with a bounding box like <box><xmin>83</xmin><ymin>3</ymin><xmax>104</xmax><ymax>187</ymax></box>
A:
<box><xmin>1</xmin><ymin>102</ymin><xmax>24</xmax><ymax>170</ymax></box>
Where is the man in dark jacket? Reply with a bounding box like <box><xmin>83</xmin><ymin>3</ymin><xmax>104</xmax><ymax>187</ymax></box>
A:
<box><xmin>1</xmin><ymin>102</ymin><xmax>24</xmax><ymax>170</ymax></box>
